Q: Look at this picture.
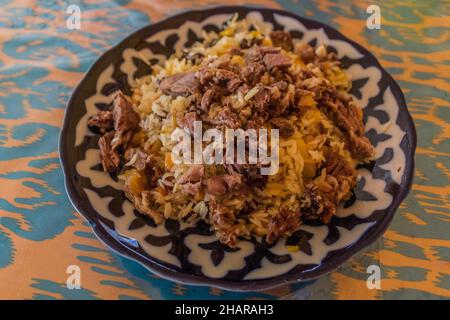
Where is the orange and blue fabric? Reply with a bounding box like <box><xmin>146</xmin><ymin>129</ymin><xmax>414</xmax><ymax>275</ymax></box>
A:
<box><xmin>0</xmin><ymin>0</ymin><xmax>449</xmax><ymax>299</ymax></box>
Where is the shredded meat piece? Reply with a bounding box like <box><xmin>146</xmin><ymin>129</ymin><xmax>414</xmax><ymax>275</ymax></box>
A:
<box><xmin>98</xmin><ymin>131</ymin><xmax>120</xmax><ymax>173</ymax></box>
<box><xmin>227</xmin><ymin>77</ymin><xmax>242</xmax><ymax>93</ymax></box>
<box><xmin>245</xmin><ymin>117</ymin><xmax>264</xmax><ymax>133</ymax></box>
<box><xmin>266</xmin><ymin>80</ymin><xmax>287</xmax><ymax>103</ymax></box>
<box><xmin>253</xmin><ymin>87</ymin><xmax>271</xmax><ymax>113</ymax></box>
<box><xmin>228</xmin><ymin>164</ymin><xmax>268</xmax><ymax>190</ymax></box>
<box><xmin>109</xmin><ymin>91</ymin><xmax>140</xmax><ymax>150</ymax></box>
<box><xmin>178</xmin><ymin>165</ymin><xmax>204</xmax><ymax>184</ymax></box>
<box><xmin>200</xmin><ymin>89</ymin><xmax>214</xmax><ymax>112</ymax></box>
<box><xmin>182</xmin><ymin>182</ymin><xmax>202</xmax><ymax>195</ymax></box>
<box><xmin>322</xmin><ymin>98</ymin><xmax>374</xmax><ymax>159</ymax></box>
<box><xmin>215</xmin><ymin>106</ymin><xmax>241</xmax><ymax>129</ymax></box>
<box><xmin>270</xmin><ymin>117</ymin><xmax>295</xmax><ymax>138</ymax></box>
<box><xmin>223</xmin><ymin>173</ymin><xmax>245</xmax><ymax>191</ymax></box>
<box><xmin>209</xmin><ymin>200</ymin><xmax>249</xmax><ymax>247</ymax></box>
<box><xmin>159</xmin><ymin>72</ymin><xmax>199</xmax><ymax>97</ymax></box>
<box><xmin>124</xmin><ymin>147</ymin><xmax>153</xmax><ymax>174</ymax></box>
<box><xmin>348</xmin><ymin>132</ymin><xmax>374</xmax><ymax>159</ymax></box>
<box><xmin>325</xmin><ymin>148</ymin><xmax>356</xmax><ymax>178</ymax></box>
<box><xmin>137</xmin><ymin>191</ymin><xmax>163</xmax><ymax>224</ymax></box>
<box><xmin>244</xmin><ymin>45</ymin><xmax>263</xmax><ymax>62</ymax></box>
<box><xmin>243</xmin><ymin>45</ymin><xmax>280</xmax><ymax>67</ymax></box>
<box><xmin>206</xmin><ymin>176</ymin><xmax>228</xmax><ymax>195</ymax></box>
<box><xmin>196</xmin><ymin>67</ymin><xmax>241</xmax><ymax>92</ymax></box>
<box><xmin>300</xmin><ymin>148</ymin><xmax>358</xmax><ymax>224</ymax></box>
<box><xmin>272</xmin><ymin>67</ymin><xmax>294</xmax><ymax>84</ymax></box>
<box><xmin>206</xmin><ymin>174</ymin><xmax>246</xmax><ymax>196</ymax></box>
<box><xmin>266</xmin><ymin>209</ymin><xmax>301</xmax><ymax>244</ymax></box>
<box><xmin>296</xmin><ymin>44</ymin><xmax>316</xmax><ymax>63</ymax></box>
<box><xmin>112</xmin><ymin>91</ymin><xmax>140</xmax><ymax>133</ymax></box>
<box><xmin>88</xmin><ymin>110</ymin><xmax>113</xmax><ymax>133</ymax></box>
<box><xmin>178</xmin><ymin>112</ymin><xmax>197</xmax><ymax>135</ymax></box>
<box><xmin>266</xmin><ymin>84</ymin><xmax>281</xmax><ymax>103</ymax></box>
<box><xmin>215</xmin><ymin>69</ymin><xmax>240</xmax><ymax>85</ymax></box>
<box><xmin>242</xmin><ymin>62</ymin><xmax>266</xmax><ymax>84</ymax></box>
<box><xmin>272</xmin><ymin>83</ymin><xmax>295</xmax><ymax>116</ymax></box>
<box><xmin>263</xmin><ymin>53</ymin><xmax>292</xmax><ymax>70</ymax></box>
<box><xmin>331</xmin><ymin>99</ymin><xmax>364</xmax><ymax>134</ymax></box>
<box><xmin>301</xmin><ymin>183</ymin><xmax>337</xmax><ymax>224</ymax></box>
<box><xmin>269</xmin><ymin>30</ymin><xmax>293</xmax><ymax>51</ymax></box>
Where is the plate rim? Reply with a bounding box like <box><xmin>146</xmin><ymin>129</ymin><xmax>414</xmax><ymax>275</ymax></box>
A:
<box><xmin>59</xmin><ymin>5</ymin><xmax>417</xmax><ymax>291</ymax></box>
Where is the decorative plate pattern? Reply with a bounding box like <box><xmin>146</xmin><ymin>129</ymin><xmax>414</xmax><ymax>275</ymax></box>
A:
<box><xmin>59</xmin><ymin>6</ymin><xmax>416</xmax><ymax>291</ymax></box>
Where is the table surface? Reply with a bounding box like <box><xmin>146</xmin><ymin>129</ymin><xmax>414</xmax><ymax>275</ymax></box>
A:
<box><xmin>0</xmin><ymin>0</ymin><xmax>449</xmax><ymax>300</ymax></box>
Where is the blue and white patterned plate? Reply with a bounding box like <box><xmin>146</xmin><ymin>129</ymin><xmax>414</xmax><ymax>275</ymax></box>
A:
<box><xmin>59</xmin><ymin>6</ymin><xmax>416</xmax><ymax>291</ymax></box>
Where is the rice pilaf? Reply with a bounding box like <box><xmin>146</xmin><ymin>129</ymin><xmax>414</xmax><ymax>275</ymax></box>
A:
<box><xmin>88</xmin><ymin>15</ymin><xmax>374</xmax><ymax>248</ymax></box>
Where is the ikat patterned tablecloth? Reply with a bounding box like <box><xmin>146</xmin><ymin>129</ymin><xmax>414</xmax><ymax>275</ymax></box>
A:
<box><xmin>0</xmin><ymin>0</ymin><xmax>449</xmax><ymax>299</ymax></box>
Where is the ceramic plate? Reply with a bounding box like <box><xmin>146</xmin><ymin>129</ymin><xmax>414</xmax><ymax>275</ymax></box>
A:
<box><xmin>59</xmin><ymin>6</ymin><xmax>416</xmax><ymax>291</ymax></box>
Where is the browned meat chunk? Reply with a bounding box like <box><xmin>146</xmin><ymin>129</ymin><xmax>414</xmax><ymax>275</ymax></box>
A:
<box><xmin>244</xmin><ymin>45</ymin><xmax>263</xmax><ymax>62</ymax></box>
<box><xmin>265</xmin><ymin>82</ymin><xmax>289</xmax><ymax>111</ymax></box>
<box><xmin>244</xmin><ymin>45</ymin><xmax>280</xmax><ymax>64</ymax></box>
<box><xmin>300</xmin><ymin>183</ymin><xmax>336</xmax><ymax>224</ymax></box>
<box><xmin>215</xmin><ymin>106</ymin><xmax>241</xmax><ymax>129</ymax></box>
<box><xmin>209</xmin><ymin>200</ymin><xmax>249</xmax><ymax>247</ymax></box>
<box><xmin>296</xmin><ymin>44</ymin><xmax>316</xmax><ymax>63</ymax></box>
<box><xmin>325</xmin><ymin>148</ymin><xmax>356</xmax><ymax>178</ymax></box>
<box><xmin>227</xmin><ymin>77</ymin><xmax>242</xmax><ymax>92</ymax></box>
<box><xmin>88</xmin><ymin>110</ymin><xmax>113</xmax><ymax>133</ymax></box>
<box><xmin>266</xmin><ymin>209</ymin><xmax>301</xmax><ymax>244</ymax></box>
<box><xmin>108</xmin><ymin>91</ymin><xmax>141</xmax><ymax>150</ymax></box>
<box><xmin>322</xmin><ymin>98</ymin><xmax>374</xmax><ymax>159</ymax></box>
<box><xmin>159</xmin><ymin>72</ymin><xmax>199</xmax><ymax>97</ymax></box>
<box><xmin>112</xmin><ymin>91</ymin><xmax>140</xmax><ymax>133</ymax></box>
<box><xmin>126</xmin><ymin>190</ymin><xmax>163</xmax><ymax>224</ymax></box>
<box><xmin>266</xmin><ymin>86</ymin><xmax>281</xmax><ymax>105</ymax></box>
<box><xmin>223</xmin><ymin>173</ymin><xmax>245</xmax><ymax>191</ymax></box>
<box><xmin>124</xmin><ymin>147</ymin><xmax>153</xmax><ymax>173</ymax></box>
<box><xmin>205</xmin><ymin>173</ymin><xmax>246</xmax><ymax>196</ymax></box>
<box><xmin>242</xmin><ymin>62</ymin><xmax>266</xmax><ymax>84</ymax></box>
<box><xmin>348</xmin><ymin>132</ymin><xmax>374</xmax><ymax>159</ymax></box>
<box><xmin>270</xmin><ymin>117</ymin><xmax>295</xmax><ymax>138</ymax></box>
<box><xmin>215</xmin><ymin>69</ymin><xmax>240</xmax><ymax>85</ymax></box>
<box><xmin>272</xmin><ymin>84</ymin><xmax>295</xmax><ymax>116</ymax></box>
<box><xmin>253</xmin><ymin>87</ymin><xmax>271</xmax><ymax>113</ymax></box>
<box><xmin>98</xmin><ymin>131</ymin><xmax>120</xmax><ymax>173</ymax></box>
<box><xmin>332</xmin><ymin>100</ymin><xmax>364</xmax><ymax>135</ymax></box>
<box><xmin>298</xmin><ymin>150</ymin><xmax>357</xmax><ymax>224</ymax></box>
<box><xmin>178</xmin><ymin>165</ymin><xmax>204</xmax><ymax>184</ymax></box>
<box><xmin>263</xmin><ymin>53</ymin><xmax>292</xmax><ymax>70</ymax></box>
<box><xmin>178</xmin><ymin>112</ymin><xmax>197</xmax><ymax>135</ymax></box>
<box><xmin>206</xmin><ymin>176</ymin><xmax>228</xmax><ymax>196</ymax></box>
<box><xmin>196</xmin><ymin>67</ymin><xmax>241</xmax><ymax>94</ymax></box>
<box><xmin>269</xmin><ymin>30</ymin><xmax>294</xmax><ymax>51</ymax></box>
<box><xmin>200</xmin><ymin>89</ymin><xmax>214</xmax><ymax>112</ymax></box>
<box><xmin>229</xmin><ymin>164</ymin><xmax>268</xmax><ymax>190</ymax></box>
